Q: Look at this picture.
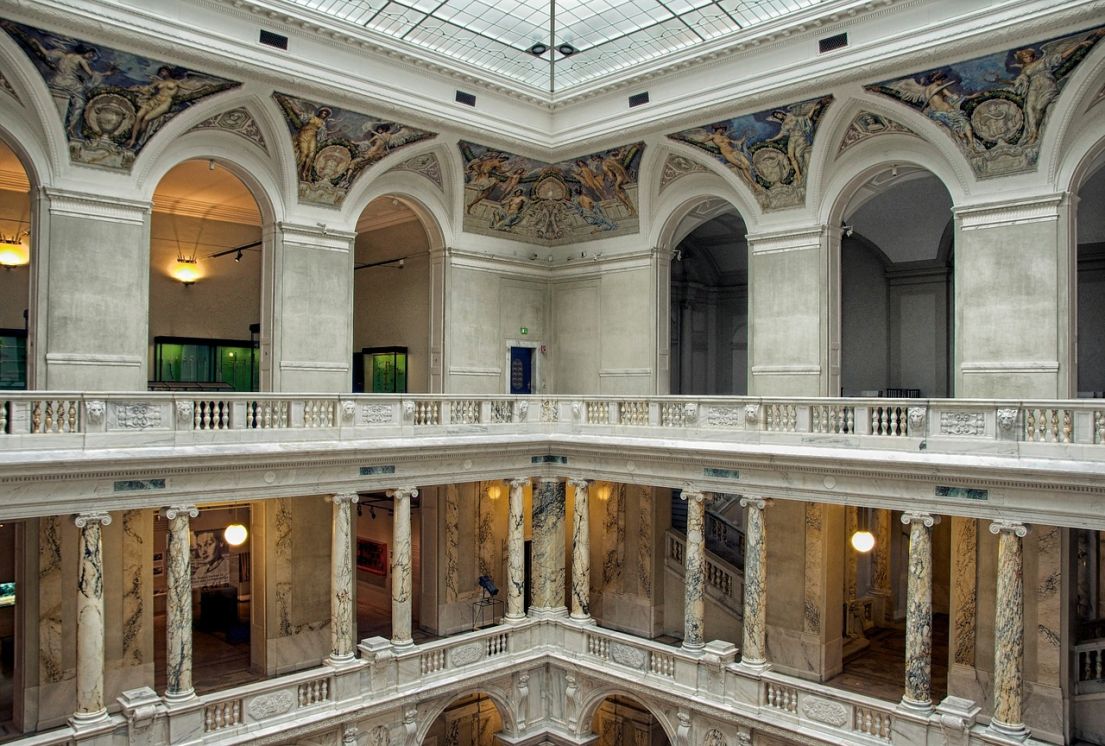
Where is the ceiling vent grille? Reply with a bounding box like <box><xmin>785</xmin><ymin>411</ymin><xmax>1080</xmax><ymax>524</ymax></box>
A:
<box><xmin>628</xmin><ymin>92</ymin><xmax>650</xmax><ymax>108</ymax></box>
<box><xmin>259</xmin><ymin>30</ymin><xmax>288</xmax><ymax>50</ymax></box>
<box><xmin>818</xmin><ymin>32</ymin><xmax>847</xmax><ymax>54</ymax></box>
<box><xmin>455</xmin><ymin>91</ymin><xmax>477</xmax><ymax>107</ymax></box>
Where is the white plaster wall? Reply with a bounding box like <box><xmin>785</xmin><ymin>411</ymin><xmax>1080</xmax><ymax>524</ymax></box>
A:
<box><xmin>840</xmin><ymin>240</ymin><xmax>888</xmax><ymax>395</ymax></box>
<box><xmin>599</xmin><ymin>266</ymin><xmax>652</xmax><ymax>395</ymax></box>
<box><xmin>552</xmin><ymin>279</ymin><xmax>601</xmax><ymax>395</ymax></box>
<box><xmin>749</xmin><ymin>246</ymin><xmax>822</xmax><ymax>397</ymax></box>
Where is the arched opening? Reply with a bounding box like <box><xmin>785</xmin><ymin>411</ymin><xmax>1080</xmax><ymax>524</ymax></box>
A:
<box><xmin>838</xmin><ymin>166</ymin><xmax>954</xmax><ymax>399</ymax></box>
<box><xmin>352</xmin><ymin>196</ymin><xmax>435</xmax><ymax>394</ymax></box>
<box><xmin>589</xmin><ymin>694</ymin><xmax>670</xmax><ymax>746</ymax></box>
<box><xmin>423</xmin><ymin>691</ymin><xmax>505</xmax><ymax>746</ymax></box>
<box><xmin>830</xmin><ymin>508</ymin><xmax>950</xmax><ymax>707</ymax></box>
<box><xmin>153</xmin><ymin>503</ymin><xmax>261</xmax><ymax>695</ymax></box>
<box><xmin>1076</xmin><ymin>157</ymin><xmax>1105</xmax><ymax>397</ymax></box>
<box><xmin>0</xmin><ymin>138</ymin><xmax>32</xmax><ymax>391</ymax></box>
<box><xmin>669</xmin><ymin>199</ymin><xmax>748</xmax><ymax>395</ymax></box>
<box><xmin>148</xmin><ymin>159</ymin><xmax>264</xmax><ymax>392</ymax></box>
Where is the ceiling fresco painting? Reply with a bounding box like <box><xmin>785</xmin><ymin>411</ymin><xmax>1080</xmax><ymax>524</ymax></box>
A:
<box><xmin>867</xmin><ymin>25</ymin><xmax>1105</xmax><ymax>178</ymax></box>
<box><xmin>192</xmin><ymin>107</ymin><xmax>268</xmax><ymax>154</ymax></box>
<box><xmin>460</xmin><ymin>140</ymin><xmax>643</xmax><ymax>246</ymax></box>
<box><xmin>0</xmin><ymin>19</ymin><xmax>239</xmax><ymax>171</ymax></box>
<box><xmin>836</xmin><ymin>111</ymin><xmax>915</xmax><ymax>155</ymax></box>
<box><xmin>273</xmin><ymin>92</ymin><xmax>436</xmax><ymax>207</ymax></box>
<box><xmin>668</xmin><ymin>95</ymin><xmax>833</xmax><ymax>210</ymax></box>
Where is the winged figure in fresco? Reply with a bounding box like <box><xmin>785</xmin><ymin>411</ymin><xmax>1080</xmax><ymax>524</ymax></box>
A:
<box><xmin>689</xmin><ymin>125</ymin><xmax>755</xmax><ymax>187</ymax></box>
<box><xmin>765</xmin><ymin>98</ymin><xmax>826</xmax><ymax>183</ymax></box>
<box><xmin>125</xmin><ymin>66</ymin><xmax>231</xmax><ymax>148</ymax></box>
<box><xmin>883</xmin><ymin>71</ymin><xmax>977</xmax><ymax>150</ymax></box>
<box><xmin>276</xmin><ymin>95</ymin><xmax>333</xmax><ymax>181</ymax></box>
<box><xmin>601</xmin><ymin>143</ymin><xmax>639</xmax><ymax>214</ymax></box>
<box><xmin>465</xmin><ymin>150</ymin><xmax>513</xmax><ymax>213</ymax></box>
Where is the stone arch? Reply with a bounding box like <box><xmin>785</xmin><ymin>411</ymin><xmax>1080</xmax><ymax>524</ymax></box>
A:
<box><xmin>415</xmin><ymin>684</ymin><xmax>517</xmax><ymax>746</ymax></box>
<box><xmin>1040</xmin><ymin>36</ymin><xmax>1105</xmax><ymax>188</ymax></box>
<box><xmin>652</xmin><ymin>141</ymin><xmax>764</xmax><ymax>238</ymax></box>
<box><xmin>576</xmin><ymin>685</ymin><xmax>676</xmax><ymax>744</ymax></box>
<box><xmin>0</xmin><ymin>30</ymin><xmax>67</xmax><ymax>181</ymax></box>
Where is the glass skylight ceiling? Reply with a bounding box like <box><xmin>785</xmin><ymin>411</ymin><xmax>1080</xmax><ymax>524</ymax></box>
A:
<box><xmin>281</xmin><ymin>0</ymin><xmax>825</xmax><ymax>92</ymax></box>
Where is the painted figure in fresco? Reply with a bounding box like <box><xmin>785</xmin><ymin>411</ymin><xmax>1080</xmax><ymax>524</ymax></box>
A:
<box><xmin>1005</xmin><ymin>29</ymin><xmax>1105</xmax><ymax>145</ymax></box>
<box><xmin>574</xmin><ymin>192</ymin><xmax>617</xmax><ymax>233</ymax></box>
<box><xmin>573</xmin><ymin>158</ymin><xmax>606</xmax><ymax>200</ymax></box>
<box><xmin>601</xmin><ymin>149</ymin><xmax>635</xmax><ymax>214</ymax></box>
<box><xmin>466</xmin><ymin>151</ymin><xmax>510</xmax><ymax>213</ymax></box>
<box><xmin>705</xmin><ymin>125</ymin><xmax>754</xmax><ymax>185</ymax></box>
<box><xmin>24</xmin><ymin>35</ymin><xmax>103</xmax><ymax>138</ymax></box>
<box><xmin>278</xmin><ymin>97</ymin><xmax>333</xmax><ymax>181</ymax></box>
<box><xmin>766</xmin><ymin>101</ymin><xmax>822</xmax><ymax>183</ymax></box>
<box><xmin>126</xmin><ymin>66</ymin><xmax>182</xmax><ymax>147</ymax></box>
<box><xmin>491</xmin><ymin>189</ymin><xmax>527</xmax><ymax>229</ymax></box>
<box><xmin>884</xmin><ymin>71</ymin><xmax>977</xmax><ymax>149</ymax></box>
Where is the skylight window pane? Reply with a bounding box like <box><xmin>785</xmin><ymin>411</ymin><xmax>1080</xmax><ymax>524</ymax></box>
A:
<box><xmin>679</xmin><ymin>7</ymin><xmax>740</xmax><ymax>38</ymax></box>
<box><xmin>367</xmin><ymin>3</ymin><xmax>427</xmax><ymax>36</ymax></box>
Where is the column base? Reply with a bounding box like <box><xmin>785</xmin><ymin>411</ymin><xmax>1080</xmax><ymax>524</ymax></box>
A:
<box><xmin>898</xmin><ymin>696</ymin><xmax>934</xmax><ymax>715</ymax></box>
<box><xmin>736</xmin><ymin>658</ymin><xmax>768</xmax><ymax>674</ymax></box>
<box><xmin>503</xmin><ymin>612</ymin><xmax>528</xmax><ymax>624</ymax></box>
<box><xmin>69</xmin><ymin>708</ymin><xmax>111</xmax><ymax>729</ymax></box>
<box><xmin>163</xmin><ymin>688</ymin><xmax>197</xmax><ymax>705</ymax></box>
<box><xmin>681</xmin><ymin>640</ymin><xmax>705</xmax><ymax>655</ymax></box>
<box><xmin>391</xmin><ymin>637</ymin><xmax>415</xmax><ymax>649</ymax></box>
<box><xmin>987</xmin><ymin>718</ymin><xmax>1029</xmax><ymax>742</ymax></box>
<box><xmin>568</xmin><ymin>614</ymin><xmax>596</xmax><ymax>626</ymax></box>
<box><xmin>325</xmin><ymin>652</ymin><xmax>358</xmax><ymax>668</ymax></box>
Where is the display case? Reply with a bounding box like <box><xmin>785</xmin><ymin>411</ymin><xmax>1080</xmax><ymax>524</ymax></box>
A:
<box><xmin>362</xmin><ymin>346</ymin><xmax>408</xmax><ymax>393</ymax></box>
<box><xmin>152</xmin><ymin>336</ymin><xmax>259</xmax><ymax>391</ymax></box>
<box><xmin>0</xmin><ymin>328</ymin><xmax>26</xmax><ymax>390</ymax></box>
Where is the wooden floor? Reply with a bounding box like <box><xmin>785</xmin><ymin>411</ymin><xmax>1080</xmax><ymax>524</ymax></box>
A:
<box><xmin>828</xmin><ymin>616</ymin><xmax>949</xmax><ymax>704</ymax></box>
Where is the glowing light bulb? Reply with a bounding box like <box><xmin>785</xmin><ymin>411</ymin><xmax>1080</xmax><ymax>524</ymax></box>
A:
<box><xmin>0</xmin><ymin>240</ymin><xmax>29</xmax><ymax>268</ymax></box>
<box><xmin>171</xmin><ymin>258</ymin><xmax>200</xmax><ymax>285</ymax></box>
<box><xmin>850</xmin><ymin>530</ymin><xmax>875</xmax><ymax>553</ymax></box>
<box><xmin>224</xmin><ymin>523</ymin><xmax>248</xmax><ymax>546</ymax></box>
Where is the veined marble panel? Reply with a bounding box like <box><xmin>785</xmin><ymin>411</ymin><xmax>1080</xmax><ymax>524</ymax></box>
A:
<box><xmin>1035</xmin><ymin>526</ymin><xmax>1061</xmax><ymax>686</ymax></box>
<box><xmin>602</xmin><ymin>484</ymin><xmax>625</xmax><ymax>591</ymax></box>
<box><xmin>274</xmin><ymin>498</ymin><xmax>295</xmax><ymax>637</ymax></box>
<box><xmin>39</xmin><ymin>516</ymin><xmax>64</xmax><ymax>684</ymax></box>
<box><xmin>951</xmin><ymin>517</ymin><xmax>977</xmax><ymax>667</ymax></box>
<box><xmin>478</xmin><ymin>482</ymin><xmax>495</xmax><ymax>579</ymax></box>
<box><xmin>120</xmin><ymin>510</ymin><xmax>145</xmax><ymax>668</ymax></box>
<box><xmin>532</xmin><ymin>480</ymin><xmax>566</xmax><ymax>610</ymax></box>
<box><xmin>637</xmin><ymin>485</ymin><xmax>653</xmax><ymax>600</ymax></box>
<box><xmin>803</xmin><ymin>504</ymin><xmax>823</xmax><ymax>635</ymax></box>
<box><xmin>445</xmin><ymin>484</ymin><xmax>459</xmax><ymax>603</ymax></box>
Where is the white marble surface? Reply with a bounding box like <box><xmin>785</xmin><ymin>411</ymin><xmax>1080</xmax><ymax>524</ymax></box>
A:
<box><xmin>73</xmin><ymin>511</ymin><xmax>111</xmax><ymax>723</ymax></box>
<box><xmin>901</xmin><ymin>511</ymin><xmax>936</xmax><ymax>710</ymax></box>
<box><xmin>990</xmin><ymin>520</ymin><xmax>1028</xmax><ymax>737</ymax></box>
<box><xmin>1035</xmin><ymin>525</ymin><xmax>1061</xmax><ymax>687</ymax></box>
<box><xmin>444</xmin><ymin>483</ymin><xmax>459</xmax><ymax>604</ymax></box>
<box><xmin>568</xmin><ymin>478</ymin><xmax>591</xmax><ymax>620</ymax></box>
<box><xmin>506</xmin><ymin>478</ymin><xmax>527</xmax><ymax>619</ymax></box>
<box><xmin>951</xmin><ymin>517</ymin><xmax>977</xmax><ymax>668</ymax></box>
<box><xmin>389</xmin><ymin>488</ymin><xmax>417</xmax><ymax>645</ymax></box>
<box><xmin>531</xmin><ymin>479</ymin><xmax>565</xmax><ymax>612</ymax></box>
<box><xmin>164</xmin><ymin>504</ymin><xmax>198</xmax><ymax>699</ymax></box>
<box><xmin>330</xmin><ymin>493</ymin><xmax>359</xmax><ymax>661</ymax></box>
<box><xmin>803</xmin><ymin>504</ymin><xmax>823</xmax><ymax>636</ymax></box>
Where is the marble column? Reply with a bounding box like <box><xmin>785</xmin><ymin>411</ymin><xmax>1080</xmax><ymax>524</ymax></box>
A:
<box><xmin>531</xmin><ymin>478</ymin><xmax>566</xmax><ymax>614</ymax></box>
<box><xmin>681</xmin><ymin>490</ymin><xmax>710</xmax><ymax>651</ymax></box>
<box><xmin>72</xmin><ymin>511</ymin><xmax>112</xmax><ymax>725</ymax></box>
<box><xmin>163</xmin><ymin>504</ymin><xmax>199</xmax><ymax>701</ymax></box>
<box><xmin>740</xmin><ymin>496</ymin><xmax>771</xmax><ymax>669</ymax></box>
<box><xmin>505</xmin><ymin>478</ymin><xmax>528</xmax><ymax>621</ymax></box>
<box><xmin>568</xmin><ymin>478</ymin><xmax>592</xmax><ymax>622</ymax></box>
<box><xmin>901</xmin><ymin>511</ymin><xmax>938</xmax><ymax>712</ymax></box>
<box><xmin>329</xmin><ymin>492</ymin><xmax>359</xmax><ymax>663</ymax></box>
<box><xmin>989</xmin><ymin>520</ymin><xmax>1029</xmax><ymax>739</ymax></box>
<box><xmin>389</xmin><ymin>487</ymin><xmax>418</xmax><ymax>647</ymax></box>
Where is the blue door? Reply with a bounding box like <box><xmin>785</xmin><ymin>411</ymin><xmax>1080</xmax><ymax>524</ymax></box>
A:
<box><xmin>509</xmin><ymin>346</ymin><xmax>533</xmax><ymax>394</ymax></box>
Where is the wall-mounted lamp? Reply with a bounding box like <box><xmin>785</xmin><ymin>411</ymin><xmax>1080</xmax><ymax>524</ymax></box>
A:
<box><xmin>596</xmin><ymin>483</ymin><xmax>612</xmax><ymax>501</ymax></box>
<box><xmin>850</xmin><ymin>507</ymin><xmax>875</xmax><ymax>553</ymax></box>
<box><xmin>841</xmin><ymin>223</ymin><xmax>854</xmax><ymax>238</ymax></box>
<box><xmin>0</xmin><ymin>225</ymin><xmax>30</xmax><ymax>269</ymax></box>
<box><xmin>486</xmin><ymin>483</ymin><xmax>502</xmax><ymax>500</ymax></box>
<box><xmin>171</xmin><ymin>257</ymin><xmax>201</xmax><ymax>286</ymax></box>
<box><xmin>224</xmin><ymin>523</ymin><xmax>248</xmax><ymax>547</ymax></box>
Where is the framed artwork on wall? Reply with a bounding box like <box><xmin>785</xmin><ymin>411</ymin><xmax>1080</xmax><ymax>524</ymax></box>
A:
<box><xmin>357</xmin><ymin>538</ymin><xmax>388</xmax><ymax>576</ymax></box>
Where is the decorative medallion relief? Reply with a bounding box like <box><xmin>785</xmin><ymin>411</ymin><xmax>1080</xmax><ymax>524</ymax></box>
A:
<box><xmin>706</xmin><ymin>406</ymin><xmax>742</xmax><ymax>427</ymax></box>
<box><xmin>247</xmin><ymin>690</ymin><xmax>296</xmax><ymax>720</ymax></box>
<box><xmin>460</xmin><ymin>140</ymin><xmax>643</xmax><ymax>246</ymax></box>
<box><xmin>114</xmin><ymin>402</ymin><xmax>163</xmax><ymax>430</ymax></box>
<box><xmin>387</xmin><ymin>152</ymin><xmax>443</xmax><ymax>191</ymax></box>
<box><xmin>668</xmin><ymin>96</ymin><xmax>833</xmax><ymax>210</ymax></box>
<box><xmin>446</xmin><ymin>641</ymin><xmax>484</xmax><ymax>667</ymax></box>
<box><xmin>939</xmin><ymin>411</ymin><xmax>985</xmax><ymax>436</ymax></box>
<box><xmin>274</xmin><ymin>92</ymin><xmax>435</xmax><ymax>207</ymax></box>
<box><xmin>801</xmin><ymin>696</ymin><xmax>849</xmax><ymax>727</ymax></box>
<box><xmin>867</xmin><ymin>25</ymin><xmax>1105</xmax><ymax>178</ymax></box>
<box><xmin>658</xmin><ymin>153</ymin><xmax>708</xmax><ymax>193</ymax></box>
<box><xmin>193</xmin><ymin>107</ymin><xmax>267</xmax><ymax>152</ymax></box>
<box><xmin>0</xmin><ymin>19</ymin><xmax>238</xmax><ymax>171</ymax></box>
<box><xmin>609</xmin><ymin>641</ymin><xmax>647</xmax><ymax>670</ymax></box>
<box><xmin>837</xmin><ymin>111</ymin><xmax>915</xmax><ymax>155</ymax></box>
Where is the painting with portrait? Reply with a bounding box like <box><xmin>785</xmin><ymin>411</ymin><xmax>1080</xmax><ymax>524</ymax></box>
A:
<box><xmin>191</xmin><ymin>529</ymin><xmax>230</xmax><ymax>588</ymax></box>
<box><xmin>357</xmin><ymin>538</ymin><xmax>388</xmax><ymax>577</ymax></box>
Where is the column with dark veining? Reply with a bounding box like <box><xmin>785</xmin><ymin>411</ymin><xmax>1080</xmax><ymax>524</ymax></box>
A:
<box><xmin>989</xmin><ymin>520</ymin><xmax>1029</xmax><ymax>739</ymax></box>
<box><xmin>506</xmin><ymin>477</ymin><xmax>529</xmax><ymax>621</ymax></box>
<box><xmin>329</xmin><ymin>492</ymin><xmax>359</xmax><ymax>663</ymax></box>
<box><xmin>164</xmin><ymin>504</ymin><xmax>199</xmax><ymax>700</ymax></box>
<box><xmin>681</xmin><ymin>490</ymin><xmax>710</xmax><ymax>651</ymax></box>
<box><xmin>740</xmin><ymin>496</ymin><xmax>771</xmax><ymax>668</ymax></box>
<box><xmin>901</xmin><ymin>511</ymin><xmax>937</xmax><ymax>712</ymax></box>
<box><xmin>72</xmin><ymin>511</ymin><xmax>112</xmax><ymax>725</ymax></box>
<box><xmin>531</xmin><ymin>478</ymin><xmax>566</xmax><ymax>614</ymax></box>
<box><xmin>389</xmin><ymin>487</ymin><xmax>418</xmax><ymax>647</ymax></box>
<box><xmin>568</xmin><ymin>478</ymin><xmax>592</xmax><ymax>621</ymax></box>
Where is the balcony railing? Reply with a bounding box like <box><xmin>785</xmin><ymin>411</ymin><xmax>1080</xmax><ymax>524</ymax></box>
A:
<box><xmin>1</xmin><ymin>393</ymin><xmax>1104</xmax><ymax>459</ymax></box>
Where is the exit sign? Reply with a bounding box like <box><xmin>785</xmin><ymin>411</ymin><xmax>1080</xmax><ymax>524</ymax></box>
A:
<box><xmin>520</xmin><ymin>327</ymin><xmax>528</xmax><ymax>335</ymax></box>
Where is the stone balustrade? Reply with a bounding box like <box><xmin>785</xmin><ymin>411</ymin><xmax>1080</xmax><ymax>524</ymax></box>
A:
<box><xmin>7</xmin><ymin>615</ymin><xmax>1057</xmax><ymax>746</ymax></box>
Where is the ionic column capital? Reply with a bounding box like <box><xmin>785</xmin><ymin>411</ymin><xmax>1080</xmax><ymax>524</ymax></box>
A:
<box><xmin>387</xmin><ymin>487</ymin><xmax>419</xmax><ymax>500</ymax></box>
<box><xmin>739</xmin><ymin>496</ymin><xmax>772</xmax><ymax>510</ymax></box>
<box><xmin>989</xmin><ymin>520</ymin><xmax>1028</xmax><ymax>538</ymax></box>
<box><xmin>74</xmin><ymin>512</ymin><xmax>112</xmax><ymax>528</ymax></box>
<box><xmin>680</xmin><ymin>490</ymin><xmax>712</xmax><ymax>504</ymax></box>
<box><xmin>330</xmin><ymin>492</ymin><xmax>360</xmax><ymax>505</ymax></box>
<box><xmin>568</xmin><ymin>478</ymin><xmax>590</xmax><ymax>492</ymax></box>
<box><xmin>163</xmin><ymin>505</ymin><xmax>199</xmax><ymax>520</ymax></box>
<box><xmin>510</xmin><ymin>477</ymin><xmax>531</xmax><ymax>490</ymax></box>
<box><xmin>901</xmin><ymin>511</ymin><xmax>939</xmax><ymax>528</ymax></box>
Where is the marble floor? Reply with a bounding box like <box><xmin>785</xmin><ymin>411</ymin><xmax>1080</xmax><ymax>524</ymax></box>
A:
<box><xmin>827</xmin><ymin>616</ymin><xmax>949</xmax><ymax>703</ymax></box>
<box><xmin>153</xmin><ymin>602</ymin><xmax>262</xmax><ymax>695</ymax></box>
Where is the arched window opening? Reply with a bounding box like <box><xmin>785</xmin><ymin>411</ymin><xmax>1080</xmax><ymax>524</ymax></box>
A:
<box><xmin>0</xmin><ymin>139</ymin><xmax>31</xmax><ymax>391</ymax></box>
<box><xmin>423</xmin><ymin>691</ymin><xmax>504</xmax><ymax>746</ymax></box>
<box><xmin>148</xmin><ymin>159</ymin><xmax>263</xmax><ymax>392</ymax></box>
<box><xmin>590</xmin><ymin>694</ymin><xmax>669</xmax><ymax>746</ymax></box>
<box><xmin>840</xmin><ymin>167</ymin><xmax>954</xmax><ymax>399</ymax></box>
<box><xmin>1077</xmin><ymin>163</ymin><xmax>1105</xmax><ymax>397</ymax></box>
